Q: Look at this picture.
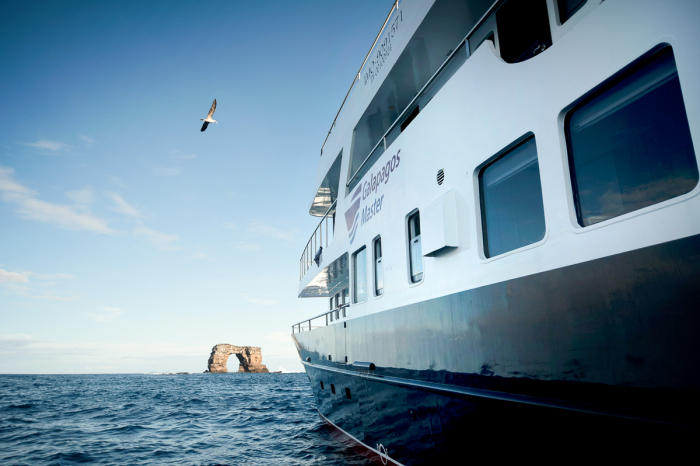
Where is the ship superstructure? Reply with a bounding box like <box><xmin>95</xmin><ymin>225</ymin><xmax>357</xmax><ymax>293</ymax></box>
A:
<box><xmin>293</xmin><ymin>1</ymin><xmax>700</xmax><ymax>463</ymax></box>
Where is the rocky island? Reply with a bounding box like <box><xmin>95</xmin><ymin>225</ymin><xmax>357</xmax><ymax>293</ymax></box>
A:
<box><xmin>205</xmin><ymin>344</ymin><xmax>269</xmax><ymax>373</ymax></box>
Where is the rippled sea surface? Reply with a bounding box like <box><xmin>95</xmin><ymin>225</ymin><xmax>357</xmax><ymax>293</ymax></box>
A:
<box><xmin>0</xmin><ymin>373</ymin><xmax>370</xmax><ymax>465</ymax></box>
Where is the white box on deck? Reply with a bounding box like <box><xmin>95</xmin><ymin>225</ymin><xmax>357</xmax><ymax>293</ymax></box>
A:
<box><xmin>422</xmin><ymin>189</ymin><xmax>459</xmax><ymax>255</ymax></box>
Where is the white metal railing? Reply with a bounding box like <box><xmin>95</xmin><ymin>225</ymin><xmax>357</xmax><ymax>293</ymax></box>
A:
<box><xmin>300</xmin><ymin>200</ymin><xmax>337</xmax><ymax>281</ymax></box>
<box><xmin>320</xmin><ymin>0</ymin><xmax>400</xmax><ymax>157</ymax></box>
<box><xmin>346</xmin><ymin>0</ymin><xmax>504</xmax><ymax>189</ymax></box>
<box><xmin>292</xmin><ymin>305</ymin><xmax>349</xmax><ymax>334</ymax></box>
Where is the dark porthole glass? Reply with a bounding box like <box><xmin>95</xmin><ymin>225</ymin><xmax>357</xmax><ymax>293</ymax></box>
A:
<box><xmin>566</xmin><ymin>46</ymin><xmax>698</xmax><ymax>227</ymax></box>
<box><xmin>558</xmin><ymin>0</ymin><xmax>587</xmax><ymax>24</ymax></box>
<box><xmin>480</xmin><ymin>136</ymin><xmax>546</xmax><ymax>258</ymax></box>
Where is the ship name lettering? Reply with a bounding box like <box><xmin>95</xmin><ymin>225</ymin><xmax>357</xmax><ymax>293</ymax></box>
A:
<box><xmin>362</xmin><ymin>195</ymin><xmax>384</xmax><ymax>225</ymax></box>
<box><xmin>363</xmin><ymin>9</ymin><xmax>402</xmax><ymax>86</ymax></box>
<box><xmin>363</xmin><ymin>150</ymin><xmax>400</xmax><ymax>201</ymax></box>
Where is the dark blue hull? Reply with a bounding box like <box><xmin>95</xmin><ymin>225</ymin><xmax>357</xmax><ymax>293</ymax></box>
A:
<box><xmin>295</xmin><ymin>234</ymin><xmax>700</xmax><ymax>464</ymax></box>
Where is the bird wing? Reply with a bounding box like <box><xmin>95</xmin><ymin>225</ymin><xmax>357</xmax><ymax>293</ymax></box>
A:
<box><xmin>201</xmin><ymin>121</ymin><xmax>210</xmax><ymax>132</ymax></box>
<box><xmin>207</xmin><ymin>99</ymin><xmax>217</xmax><ymax>118</ymax></box>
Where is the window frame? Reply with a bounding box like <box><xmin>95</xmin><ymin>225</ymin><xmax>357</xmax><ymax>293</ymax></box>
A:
<box><xmin>372</xmin><ymin>235</ymin><xmax>384</xmax><ymax>298</ymax></box>
<box><xmin>406</xmin><ymin>209</ymin><xmax>424</xmax><ymax>285</ymax></box>
<box><xmin>558</xmin><ymin>43</ymin><xmax>700</xmax><ymax>233</ymax></box>
<box><xmin>352</xmin><ymin>245</ymin><xmax>368</xmax><ymax>304</ymax></box>
<box><xmin>473</xmin><ymin>132</ymin><xmax>549</xmax><ymax>262</ymax></box>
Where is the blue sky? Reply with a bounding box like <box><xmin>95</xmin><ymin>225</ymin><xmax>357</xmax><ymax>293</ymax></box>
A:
<box><xmin>0</xmin><ymin>0</ymin><xmax>393</xmax><ymax>373</ymax></box>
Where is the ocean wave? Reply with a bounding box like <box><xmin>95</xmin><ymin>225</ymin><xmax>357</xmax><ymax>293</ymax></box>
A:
<box><xmin>0</xmin><ymin>374</ymin><xmax>371</xmax><ymax>465</ymax></box>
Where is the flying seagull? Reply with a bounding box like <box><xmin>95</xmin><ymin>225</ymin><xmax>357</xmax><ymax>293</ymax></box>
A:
<box><xmin>200</xmin><ymin>99</ymin><xmax>217</xmax><ymax>132</ymax></box>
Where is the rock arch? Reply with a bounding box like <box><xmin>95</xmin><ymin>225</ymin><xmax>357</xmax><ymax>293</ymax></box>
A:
<box><xmin>205</xmin><ymin>344</ymin><xmax>269</xmax><ymax>373</ymax></box>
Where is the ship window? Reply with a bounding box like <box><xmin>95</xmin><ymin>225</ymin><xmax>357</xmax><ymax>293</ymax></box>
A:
<box><xmin>335</xmin><ymin>292</ymin><xmax>340</xmax><ymax>309</ymax></box>
<box><xmin>566</xmin><ymin>46</ymin><xmax>698</xmax><ymax>227</ymax></box>
<box><xmin>345</xmin><ymin>388</ymin><xmax>352</xmax><ymax>400</ymax></box>
<box><xmin>353</xmin><ymin>246</ymin><xmax>368</xmax><ymax>303</ymax></box>
<box><xmin>557</xmin><ymin>0</ymin><xmax>587</xmax><ymax>24</ymax></box>
<box><xmin>321</xmin><ymin>381</ymin><xmax>324</xmax><ymax>390</ymax></box>
<box><xmin>331</xmin><ymin>384</ymin><xmax>336</xmax><ymax>394</ymax></box>
<box><xmin>496</xmin><ymin>0</ymin><xmax>552</xmax><ymax>63</ymax></box>
<box><xmin>329</xmin><ymin>297</ymin><xmax>334</xmax><ymax>311</ymax></box>
<box><xmin>408</xmin><ymin>212</ymin><xmax>423</xmax><ymax>282</ymax></box>
<box><xmin>374</xmin><ymin>237</ymin><xmax>384</xmax><ymax>296</ymax></box>
<box><xmin>479</xmin><ymin>135</ymin><xmax>546</xmax><ymax>258</ymax></box>
<box><xmin>341</xmin><ymin>288</ymin><xmax>349</xmax><ymax>318</ymax></box>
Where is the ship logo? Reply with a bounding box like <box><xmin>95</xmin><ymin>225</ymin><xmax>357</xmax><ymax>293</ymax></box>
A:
<box><xmin>344</xmin><ymin>185</ymin><xmax>362</xmax><ymax>244</ymax></box>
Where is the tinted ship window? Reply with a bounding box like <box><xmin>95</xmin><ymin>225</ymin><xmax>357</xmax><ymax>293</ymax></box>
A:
<box><xmin>496</xmin><ymin>0</ymin><xmax>552</xmax><ymax>63</ymax></box>
<box><xmin>557</xmin><ymin>0</ymin><xmax>587</xmax><ymax>24</ymax></box>
<box><xmin>480</xmin><ymin>136</ymin><xmax>546</xmax><ymax>258</ymax></box>
<box><xmin>353</xmin><ymin>247</ymin><xmax>368</xmax><ymax>303</ymax></box>
<box><xmin>408</xmin><ymin>212</ymin><xmax>423</xmax><ymax>282</ymax></box>
<box><xmin>566</xmin><ymin>46</ymin><xmax>698</xmax><ymax>227</ymax></box>
<box><xmin>374</xmin><ymin>237</ymin><xmax>383</xmax><ymax>296</ymax></box>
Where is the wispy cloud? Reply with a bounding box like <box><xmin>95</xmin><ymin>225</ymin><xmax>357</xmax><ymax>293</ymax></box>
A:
<box><xmin>108</xmin><ymin>192</ymin><xmax>144</xmax><ymax>218</ymax></box>
<box><xmin>0</xmin><ymin>333</ymin><xmax>35</xmax><ymax>352</ymax></box>
<box><xmin>134</xmin><ymin>226</ymin><xmax>179</xmax><ymax>251</ymax></box>
<box><xmin>242</xmin><ymin>294</ymin><xmax>279</xmax><ymax>306</ymax></box>
<box><xmin>34</xmin><ymin>273</ymin><xmax>75</xmax><ymax>280</ymax></box>
<box><xmin>248</xmin><ymin>219</ymin><xmax>295</xmax><ymax>241</ymax></box>
<box><xmin>22</xmin><ymin>140</ymin><xmax>69</xmax><ymax>153</ymax></box>
<box><xmin>109</xmin><ymin>176</ymin><xmax>129</xmax><ymax>190</ymax></box>
<box><xmin>34</xmin><ymin>294</ymin><xmax>79</xmax><ymax>301</ymax></box>
<box><xmin>79</xmin><ymin>135</ymin><xmax>95</xmax><ymax>148</ymax></box>
<box><xmin>1</xmin><ymin>283</ymin><xmax>30</xmax><ymax>296</ymax></box>
<box><xmin>0</xmin><ymin>166</ymin><xmax>114</xmax><ymax>233</ymax></box>
<box><xmin>89</xmin><ymin>307</ymin><xmax>123</xmax><ymax>322</ymax></box>
<box><xmin>153</xmin><ymin>167</ymin><xmax>182</xmax><ymax>176</ymax></box>
<box><xmin>173</xmin><ymin>154</ymin><xmax>197</xmax><ymax>160</ymax></box>
<box><xmin>0</xmin><ymin>269</ymin><xmax>29</xmax><ymax>283</ymax></box>
<box><xmin>66</xmin><ymin>188</ymin><xmax>95</xmax><ymax>207</ymax></box>
<box><xmin>231</xmin><ymin>241</ymin><xmax>259</xmax><ymax>251</ymax></box>
<box><xmin>191</xmin><ymin>252</ymin><xmax>216</xmax><ymax>261</ymax></box>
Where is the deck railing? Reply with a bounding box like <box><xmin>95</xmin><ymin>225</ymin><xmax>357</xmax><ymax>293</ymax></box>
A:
<box><xmin>292</xmin><ymin>305</ymin><xmax>349</xmax><ymax>334</ymax></box>
<box><xmin>300</xmin><ymin>200</ymin><xmax>337</xmax><ymax>281</ymax></box>
<box><xmin>345</xmin><ymin>0</ymin><xmax>504</xmax><ymax>189</ymax></box>
<box><xmin>320</xmin><ymin>0</ymin><xmax>401</xmax><ymax>158</ymax></box>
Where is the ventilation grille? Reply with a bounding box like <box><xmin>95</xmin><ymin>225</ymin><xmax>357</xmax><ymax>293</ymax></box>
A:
<box><xmin>437</xmin><ymin>169</ymin><xmax>445</xmax><ymax>185</ymax></box>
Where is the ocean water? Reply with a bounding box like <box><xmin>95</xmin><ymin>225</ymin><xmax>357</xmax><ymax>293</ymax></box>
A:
<box><xmin>0</xmin><ymin>373</ymin><xmax>370</xmax><ymax>465</ymax></box>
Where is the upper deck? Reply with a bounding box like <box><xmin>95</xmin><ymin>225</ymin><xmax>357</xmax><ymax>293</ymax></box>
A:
<box><xmin>298</xmin><ymin>0</ymin><xmax>700</xmax><ymax>308</ymax></box>
<box><xmin>309</xmin><ymin>0</ymin><xmax>498</xmax><ymax>216</ymax></box>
